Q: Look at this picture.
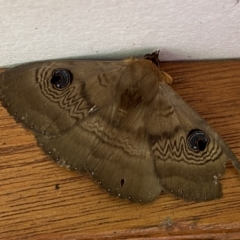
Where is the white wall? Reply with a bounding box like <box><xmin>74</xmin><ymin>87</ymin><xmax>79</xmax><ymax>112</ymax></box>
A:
<box><xmin>0</xmin><ymin>0</ymin><xmax>239</xmax><ymax>67</ymax></box>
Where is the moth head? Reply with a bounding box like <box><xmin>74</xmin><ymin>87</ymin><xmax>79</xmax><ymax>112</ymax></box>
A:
<box><xmin>143</xmin><ymin>51</ymin><xmax>173</xmax><ymax>85</ymax></box>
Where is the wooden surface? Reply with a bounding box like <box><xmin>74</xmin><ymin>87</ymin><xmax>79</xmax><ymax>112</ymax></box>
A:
<box><xmin>1</xmin><ymin>60</ymin><xmax>240</xmax><ymax>239</ymax></box>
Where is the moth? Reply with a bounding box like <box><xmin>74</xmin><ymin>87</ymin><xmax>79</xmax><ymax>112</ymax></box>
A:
<box><xmin>0</xmin><ymin>51</ymin><xmax>239</xmax><ymax>203</ymax></box>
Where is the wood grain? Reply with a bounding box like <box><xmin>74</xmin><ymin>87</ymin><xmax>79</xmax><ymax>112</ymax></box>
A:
<box><xmin>1</xmin><ymin>60</ymin><xmax>240</xmax><ymax>239</ymax></box>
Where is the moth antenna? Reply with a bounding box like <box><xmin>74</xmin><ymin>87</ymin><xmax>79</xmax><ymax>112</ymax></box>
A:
<box><xmin>144</xmin><ymin>50</ymin><xmax>160</xmax><ymax>67</ymax></box>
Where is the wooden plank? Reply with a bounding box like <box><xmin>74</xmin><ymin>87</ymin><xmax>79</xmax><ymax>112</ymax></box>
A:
<box><xmin>0</xmin><ymin>60</ymin><xmax>240</xmax><ymax>239</ymax></box>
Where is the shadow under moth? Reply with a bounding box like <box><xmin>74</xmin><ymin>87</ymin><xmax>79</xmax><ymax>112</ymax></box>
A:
<box><xmin>0</xmin><ymin>51</ymin><xmax>240</xmax><ymax>203</ymax></box>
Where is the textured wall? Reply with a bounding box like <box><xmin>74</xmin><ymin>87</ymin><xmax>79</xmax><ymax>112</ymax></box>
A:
<box><xmin>0</xmin><ymin>0</ymin><xmax>239</xmax><ymax>66</ymax></box>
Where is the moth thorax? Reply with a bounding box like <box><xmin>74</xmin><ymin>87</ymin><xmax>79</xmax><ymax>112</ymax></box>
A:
<box><xmin>119</xmin><ymin>90</ymin><xmax>142</xmax><ymax>113</ymax></box>
<box><xmin>126</xmin><ymin>59</ymin><xmax>162</xmax><ymax>103</ymax></box>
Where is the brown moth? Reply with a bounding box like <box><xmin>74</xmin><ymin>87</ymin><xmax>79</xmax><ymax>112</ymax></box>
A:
<box><xmin>0</xmin><ymin>51</ymin><xmax>240</xmax><ymax>203</ymax></box>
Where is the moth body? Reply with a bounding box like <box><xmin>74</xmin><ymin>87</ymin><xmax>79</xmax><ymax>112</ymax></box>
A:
<box><xmin>0</xmin><ymin>51</ymin><xmax>239</xmax><ymax>203</ymax></box>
